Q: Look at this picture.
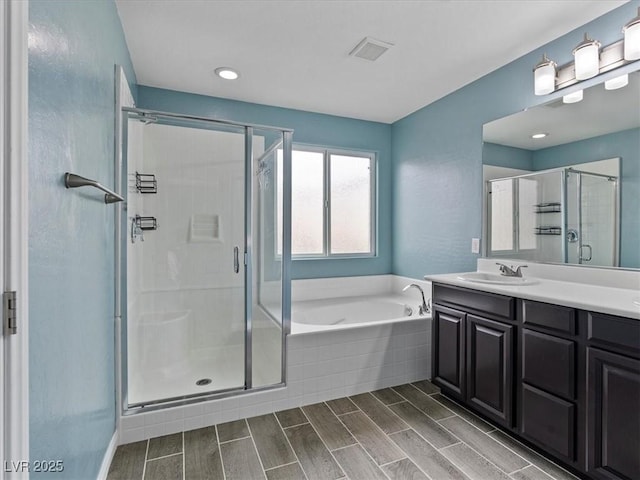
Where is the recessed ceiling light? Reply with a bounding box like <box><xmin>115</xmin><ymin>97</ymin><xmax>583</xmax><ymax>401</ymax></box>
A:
<box><xmin>531</xmin><ymin>133</ymin><xmax>548</xmax><ymax>139</ymax></box>
<box><xmin>214</xmin><ymin>67</ymin><xmax>239</xmax><ymax>80</ymax></box>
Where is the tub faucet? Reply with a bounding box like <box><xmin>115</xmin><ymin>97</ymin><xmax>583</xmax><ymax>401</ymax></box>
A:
<box><xmin>496</xmin><ymin>262</ymin><xmax>528</xmax><ymax>277</ymax></box>
<box><xmin>402</xmin><ymin>284</ymin><xmax>430</xmax><ymax>315</ymax></box>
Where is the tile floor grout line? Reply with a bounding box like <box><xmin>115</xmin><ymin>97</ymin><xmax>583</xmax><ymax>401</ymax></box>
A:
<box><xmin>181</xmin><ymin>432</ymin><xmax>185</xmax><ymax>480</ymax></box>
<box><xmin>145</xmin><ymin>451</ymin><xmax>183</xmax><ymax>463</ymax></box>
<box><xmin>436</xmin><ymin>440</ymin><xmax>463</xmax><ymax>451</ymax></box>
<box><xmin>377</xmin><ymin>456</ymin><xmax>409</xmax><ymax>468</ymax></box>
<box><xmin>382</xmin><ymin>399</ymin><xmax>407</xmax><ymax>407</ymax></box>
<box><xmin>281</xmin><ymin>420</ymin><xmax>310</xmax><ymax>430</ymax></box>
<box><xmin>326</xmin><ymin>398</ymin><xmax>362</xmax><ymax>417</ymax></box>
<box><xmin>218</xmin><ymin>434</ymin><xmax>252</xmax><ymax>445</ymax></box>
<box><xmin>273</xmin><ymin>411</ymin><xmax>310</xmax><ymax>480</ymax></box>
<box><xmin>141</xmin><ymin>439</ymin><xmax>149</xmax><ymax>480</ymax></box>
<box><xmin>263</xmin><ymin>460</ymin><xmax>299</xmax><ymax>472</ymax></box>
<box><xmin>509</xmin><ymin>464</ymin><xmax>534</xmax><ymax>476</ymax></box>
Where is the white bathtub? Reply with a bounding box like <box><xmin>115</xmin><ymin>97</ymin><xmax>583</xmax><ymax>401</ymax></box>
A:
<box><xmin>292</xmin><ymin>294</ymin><xmax>419</xmax><ymax>333</ymax></box>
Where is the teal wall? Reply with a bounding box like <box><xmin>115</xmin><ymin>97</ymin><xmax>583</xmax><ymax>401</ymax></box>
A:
<box><xmin>28</xmin><ymin>1</ymin><xmax>136</xmax><ymax>478</ymax></box>
<box><xmin>391</xmin><ymin>1</ymin><xmax>639</xmax><ymax>278</ymax></box>
<box><xmin>483</xmin><ymin>143</ymin><xmax>533</xmax><ymax>170</ymax></box>
<box><xmin>137</xmin><ymin>86</ymin><xmax>393</xmax><ymax>279</ymax></box>
<box><xmin>532</xmin><ymin>128</ymin><xmax>640</xmax><ymax>268</ymax></box>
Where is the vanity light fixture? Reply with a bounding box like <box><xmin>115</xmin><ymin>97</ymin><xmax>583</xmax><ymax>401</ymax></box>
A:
<box><xmin>214</xmin><ymin>67</ymin><xmax>239</xmax><ymax>80</ymax></box>
<box><xmin>531</xmin><ymin>133</ymin><xmax>548</xmax><ymax>139</ymax></box>
<box><xmin>623</xmin><ymin>7</ymin><xmax>640</xmax><ymax>60</ymax></box>
<box><xmin>573</xmin><ymin>33</ymin><xmax>601</xmax><ymax>80</ymax></box>
<box><xmin>533</xmin><ymin>54</ymin><xmax>556</xmax><ymax>95</ymax></box>
<box><xmin>534</xmin><ymin>7</ymin><xmax>640</xmax><ymax>96</ymax></box>
<box><xmin>563</xmin><ymin>90</ymin><xmax>584</xmax><ymax>104</ymax></box>
<box><xmin>605</xmin><ymin>73</ymin><xmax>629</xmax><ymax>90</ymax></box>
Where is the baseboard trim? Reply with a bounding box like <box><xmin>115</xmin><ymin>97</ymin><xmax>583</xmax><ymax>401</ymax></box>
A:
<box><xmin>96</xmin><ymin>430</ymin><xmax>118</xmax><ymax>480</ymax></box>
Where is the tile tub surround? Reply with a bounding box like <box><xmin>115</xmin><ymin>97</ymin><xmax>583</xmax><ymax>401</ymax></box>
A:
<box><xmin>108</xmin><ymin>381</ymin><xmax>579</xmax><ymax>480</ymax></box>
<box><xmin>426</xmin><ymin>259</ymin><xmax>640</xmax><ymax>319</ymax></box>
<box><xmin>119</xmin><ymin>275</ymin><xmax>432</xmax><ymax>444</ymax></box>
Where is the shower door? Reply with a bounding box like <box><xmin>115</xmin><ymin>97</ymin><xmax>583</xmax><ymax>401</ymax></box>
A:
<box><xmin>121</xmin><ymin>109</ymin><xmax>291</xmax><ymax>408</ymax></box>
<box><xmin>565</xmin><ymin>169</ymin><xmax>619</xmax><ymax>267</ymax></box>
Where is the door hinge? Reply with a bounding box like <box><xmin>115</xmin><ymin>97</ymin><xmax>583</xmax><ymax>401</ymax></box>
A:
<box><xmin>3</xmin><ymin>291</ymin><xmax>17</xmax><ymax>335</ymax></box>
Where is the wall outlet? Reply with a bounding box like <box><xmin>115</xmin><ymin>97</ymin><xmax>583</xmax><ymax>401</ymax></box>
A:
<box><xmin>471</xmin><ymin>238</ymin><xmax>480</xmax><ymax>254</ymax></box>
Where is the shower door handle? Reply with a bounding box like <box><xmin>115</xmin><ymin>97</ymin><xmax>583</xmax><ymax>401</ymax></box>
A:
<box><xmin>233</xmin><ymin>246</ymin><xmax>240</xmax><ymax>273</ymax></box>
<box><xmin>579</xmin><ymin>244</ymin><xmax>592</xmax><ymax>262</ymax></box>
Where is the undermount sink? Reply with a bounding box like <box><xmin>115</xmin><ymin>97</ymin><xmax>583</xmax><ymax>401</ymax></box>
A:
<box><xmin>457</xmin><ymin>272</ymin><xmax>538</xmax><ymax>286</ymax></box>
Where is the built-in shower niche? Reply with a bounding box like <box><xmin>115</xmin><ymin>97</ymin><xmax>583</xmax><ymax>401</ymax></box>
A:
<box><xmin>122</xmin><ymin>109</ymin><xmax>291</xmax><ymax>408</ymax></box>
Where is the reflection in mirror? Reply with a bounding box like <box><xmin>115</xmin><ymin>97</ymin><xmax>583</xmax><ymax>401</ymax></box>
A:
<box><xmin>482</xmin><ymin>70</ymin><xmax>639</xmax><ymax>269</ymax></box>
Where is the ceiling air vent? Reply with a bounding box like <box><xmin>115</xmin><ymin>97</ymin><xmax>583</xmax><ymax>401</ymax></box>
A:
<box><xmin>349</xmin><ymin>37</ymin><xmax>393</xmax><ymax>61</ymax></box>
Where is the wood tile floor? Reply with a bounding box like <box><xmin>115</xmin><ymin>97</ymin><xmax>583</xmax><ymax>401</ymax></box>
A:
<box><xmin>107</xmin><ymin>381</ymin><xmax>579</xmax><ymax>480</ymax></box>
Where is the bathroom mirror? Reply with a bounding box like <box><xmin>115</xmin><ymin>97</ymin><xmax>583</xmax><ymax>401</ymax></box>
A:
<box><xmin>482</xmin><ymin>69</ymin><xmax>640</xmax><ymax>269</ymax></box>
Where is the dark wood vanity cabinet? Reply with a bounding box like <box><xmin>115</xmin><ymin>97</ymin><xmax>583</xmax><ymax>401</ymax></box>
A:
<box><xmin>431</xmin><ymin>283</ymin><xmax>640</xmax><ymax>480</ymax></box>
<box><xmin>519</xmin><ymin>300</ymin><xmax>584</xmax><ymax>468</ymax></box>
<box><xmin>586</xmin><ymin>312</ymin><xmax>640</xmax><ymax>480</ymax></box>
<box><xmin>466</xmin><ymin>315</ymin><xmax>513</xmax><ymax>425</ymax></box>
<box><xmin>432</xmin><ymin>284</ymin><xmax>515</xmax><ymax>427</ymax></box>
<box><xmin>432</xmin><ymin>305</ymin><xmax>466</xmax><ymax>399</ymax></box>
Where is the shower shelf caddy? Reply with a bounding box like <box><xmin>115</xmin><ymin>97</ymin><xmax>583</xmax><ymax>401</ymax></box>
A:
<box><xmin>534</xmin><ymin>202</ymin><xmax>561</xmax><ymax>213</ymax></box>
<box><xmin>535</xmin><ymin>226</ymin><xmax>562</xmax><ymax>235</ymax></box>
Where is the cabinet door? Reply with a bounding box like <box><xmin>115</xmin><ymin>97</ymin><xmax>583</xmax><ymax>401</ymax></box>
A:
<box><xmin>432</xmin><ymin>305</ymin><xmax>465</xmax><ymax>399</ymax></box>
<box><xmin>588</xmin><ymin>348</ymin><xmax>640</xmax><ymax>480</ymax></box>
<box><xmin>467</xmin><ymin>315</ymin><xmax>513</xmax><ymax>427</ymax></box>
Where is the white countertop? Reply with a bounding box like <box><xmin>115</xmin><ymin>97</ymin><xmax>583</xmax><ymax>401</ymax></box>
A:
<box><xmin>425</xmin><ymin>260</ymin><xmax>640</xmax><ymax>320</ymax></box>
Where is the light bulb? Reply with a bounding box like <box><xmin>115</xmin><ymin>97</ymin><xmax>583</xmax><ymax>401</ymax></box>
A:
<box><xmin>623</xmin><ymin>8</ymin><xmax>640</xmax><ymax>61</ymax></box>
<box><xmin>605</xmin><ymin>74</ymin><xmax>629</xmax><ymax>90</ymax></box>
<box><xmin>563</xmin><ymin>90</ymin><xmax>583</xmax><ymax>104</ymax></box>
<box><xmin>533</xmin><ymin>54</ymin><xmax>556</xmax><ymax>95</ymax></box>
<box><xmin>573</xmin><ymin>34</ymin><xmax>600</xmax><ymax>80</ymax></box>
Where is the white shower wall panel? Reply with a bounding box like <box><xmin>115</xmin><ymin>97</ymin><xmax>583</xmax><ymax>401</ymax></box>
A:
<box><xmin>126</xmin><ymin>121</ymin><xmax>265</xmax><ymax>404</ymax></box>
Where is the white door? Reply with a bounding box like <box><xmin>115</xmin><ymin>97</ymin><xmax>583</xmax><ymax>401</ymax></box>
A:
<box><xmin>2</xmin><ymin>1</ymin><xmax>29</xmax><ymax>477</ymax></box>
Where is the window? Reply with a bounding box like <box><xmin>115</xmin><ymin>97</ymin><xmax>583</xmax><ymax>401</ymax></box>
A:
<box><xmin>277</xmin><ymin>146</ymin><xmax>376</xmax><ymax>258</ymax></box>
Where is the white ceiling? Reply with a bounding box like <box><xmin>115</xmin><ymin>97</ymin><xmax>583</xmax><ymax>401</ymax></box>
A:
<box><xmin>116</xmin><ymin>0</ymin><xmax>627</xmax><ymax>123</ymax></box>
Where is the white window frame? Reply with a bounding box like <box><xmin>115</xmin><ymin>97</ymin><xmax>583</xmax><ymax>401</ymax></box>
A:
<box><xmin>284</xmin><ymin>145</ymin><xmax>377</xmax><ymax>260</ymax></box>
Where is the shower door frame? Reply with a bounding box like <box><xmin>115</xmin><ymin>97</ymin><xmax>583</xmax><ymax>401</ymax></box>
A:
<box><xmin>116</xmin><ymin>106</ymin><xmax>293</xmax><ymax>412</ymax></box>
<box><xmin>1</xmin><ymin>0</ymin><xmax>29</xmax><ymax>473</ymax></box>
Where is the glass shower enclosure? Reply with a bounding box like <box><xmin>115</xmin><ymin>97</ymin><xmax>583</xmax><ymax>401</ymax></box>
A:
<box><xmin>487</xmin><ymin>167</ymin><xmax>619</xmax><ymax>267</ymax></box>
<box><xmin>118</xmin><ymin>107</ymin><xmax>292</xmax><ymax>409</ymax></box>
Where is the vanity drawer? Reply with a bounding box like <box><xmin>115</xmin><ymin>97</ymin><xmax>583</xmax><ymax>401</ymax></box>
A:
<box><xmin>587</xmin><ymin>312</ymin><xmax>640</xmax><ymax>358</ymax></box>
<box><xmin>521</xmin><ymin>383</ymin><xmax>576</xmax><ymax>462</ymax></box>
<box><xmin>522</xmin><ymin>300</ymin><xmax>576</xmax><ymax>335</ymax></box>
<box><xmin>433</xmin><ymin>284</ymin><xmax>515</xmax><ymax>321</ymax></box>
<box><xmin>522</xmin><ymin>329</ymin><xmax>575</xmax><ymax>400</ymax></box>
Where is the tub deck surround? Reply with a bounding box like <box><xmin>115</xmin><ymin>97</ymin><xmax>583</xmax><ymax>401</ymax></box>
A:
<box><xmin>425</xmin><ymin>259</ymin><xmax>640</xmax><ymax>319</ymax></box>
<box><xmin>118</xmin><ymin>275</ymin><xmax>432</xmax><ymax>444</ymax></box>
<box><xmin>109</xmin><ymin>381</ymin><xmax>579</xmax><ymax>480</ymax></box>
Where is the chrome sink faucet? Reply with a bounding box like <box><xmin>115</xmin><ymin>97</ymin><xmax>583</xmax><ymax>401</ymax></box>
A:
<box><xmin>402</xmin><ymin>284</ymin><xmax>431</xmax><ymax>315</ymax></box>
<box><xmin>496</xmin><ymin>262</ymin><xmax>528</xmax><ymax>277</ymax></box>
